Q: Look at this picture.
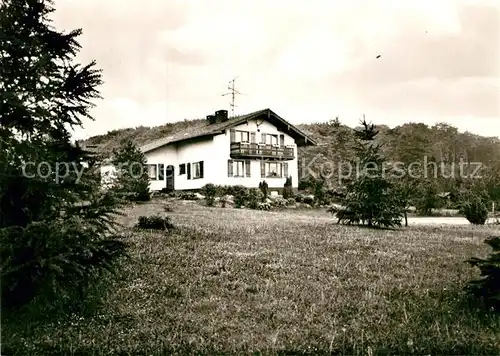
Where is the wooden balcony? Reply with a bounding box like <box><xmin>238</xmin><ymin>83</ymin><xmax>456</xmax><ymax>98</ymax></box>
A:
<box><xmin>230</xmin><ymin>142</ymin><xmax>294</xmax><ymax>160</ymax></box>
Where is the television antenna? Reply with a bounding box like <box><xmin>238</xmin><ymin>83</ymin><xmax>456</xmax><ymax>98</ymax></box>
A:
<box><xmin>222</xmin><ymin>76</ymin><xmax>245</xmax><ymax>117</ymax></box>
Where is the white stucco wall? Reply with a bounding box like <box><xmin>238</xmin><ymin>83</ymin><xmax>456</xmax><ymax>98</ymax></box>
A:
<box><xmin>175</xmin><ymin>138</ymin><xmax>215</xmax><ymax>190</ymax></box>
<box><xmin>144</xmin><ymin>145</ymin><xmax>177</xmax><ymax>191</ymax></box>
<box><xmin>143</xmin><ymin>137</ymin><xmax>215</xmax><ymax>191</ymax></box>
<box><xmin>209</xmin><ymin>119</ymin><xmax>299</xmax><ymax>189</ymax></box>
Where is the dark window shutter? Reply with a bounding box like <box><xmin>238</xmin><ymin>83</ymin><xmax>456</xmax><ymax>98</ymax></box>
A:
<box><xmin>251</xmin><ymin>132</ymin><xmax>256</xmax><ymax>144</ymax></box>
<box><xmin>260</xmin><ymin>161</ymin><xmax>265</xmax><ymax>178</ymax></box>
<box><xmin>261</xmin><ymin>133</ymin><xmax>266</xmax><ymax>143</ymax></box>
<box><xmin>199</xmin><ymin>161</ymin><xmax>204</xmax><ymax>178</ymax></box>
<box><xmin>230</xmin><ymin>129</ymin><xmax>236</xmax><ymax>143</ymax></box>
<box><xmin>228</xmin><ymin>160</ymin><xmax>233</xmax><ymax>177</ymax></box>
<box><xmin>187</xmin><ymin>163</ymin><xmax>191</xmax><ymax>179</ymax></box>
<box><xmin>158</xmin><ymin>164</ymin><xmax>165</xmax><ymax>180</ymax></box>
<box><xmin>280</xmin><ymin>134</ymin><xmax>285</xmax><ymax>147</ymax></box>
<box><xmin>283</xmin><ymin>162</ymin><xmax>288</xmax><ymax>178</ymax></box>
<box><xmin>245</xmin><ymin>160</ymin><xmax>251</xmax><ymax>177</ymax></box>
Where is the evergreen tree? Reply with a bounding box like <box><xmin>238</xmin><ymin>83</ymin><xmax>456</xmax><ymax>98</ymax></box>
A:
<box><xmin>466</xmin><ymin>236</ymin><xmax>500</xmax><ymax>310</ymax></box>
<box><xmin>338</xmin><ymin>119</ymin><xmax>405</xmax><ymax>228</ymax></box>
<box><xmin>0</xmin><ymin>0</ymin><xmax>126</xmax><ymax>311</ymax></box>
<box><xmin>111</xmin><ymin>140</ymin><xmax>151</xmax><ymax>202</ymax></box>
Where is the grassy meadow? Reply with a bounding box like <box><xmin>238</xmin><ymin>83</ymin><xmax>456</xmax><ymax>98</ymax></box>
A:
<box><xmin>3</xmin><ymin>199</ymin><xmax>500</xmax><ymax>355</ymax></box>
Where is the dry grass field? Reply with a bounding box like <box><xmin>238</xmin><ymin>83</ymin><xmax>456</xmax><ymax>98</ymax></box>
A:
<box><xmin>4</xmin><ymin>199</ymin><xmax>500</xmax><ymax>355</ymax></box>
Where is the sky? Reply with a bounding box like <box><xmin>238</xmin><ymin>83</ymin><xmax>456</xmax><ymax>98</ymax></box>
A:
<box><xmin>51</xmin><ymin>0</ymin><xmax>500</xmax><ymax>140</ymax></box>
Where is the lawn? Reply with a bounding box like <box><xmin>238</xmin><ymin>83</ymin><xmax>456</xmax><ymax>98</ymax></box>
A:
<box><xmin>4</xmin><ymin>199</ymin><xmax>500</xmax><ymax>355</ymax></box>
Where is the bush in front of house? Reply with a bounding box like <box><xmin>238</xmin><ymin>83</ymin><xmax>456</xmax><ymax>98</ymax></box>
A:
<box><xmin>179</xmin><ymin>192</ymin><xmax>198</xmax><ymax>201</ymax></box>
<box><xmin>219</xmin><ymin>195</ymin><xmax>230</xmax><ymax>208</ymax></box>
<box><xmin>231</xmin><ymin>185</ymin><xmax>249</xmax><ymax>208</ymax></box>
<box><xmin>111</xmin><ymin>141</ymin><xmax>151</xmax><ymax>202</ymax></box>
<box><xmin>286</xmin><ymin>198</ymin><xmax>296</xmax><ymax>206</ymax></box>
<box><xmin>466</xmin><ymin>236</ymin><xmax>500</xmax><ymax>310</ymax></box>
<box><xmin>247</xmin><ymin>188</ymin><xmax>264</xmax><ymax>209</ymax></box>
<box><xmin>258</xmin><ymin>202</ymin><xmax>272</xmax><ymax>211</ymax></box>
<box><xmin>201</xmin><ymin>183</ymin><xmax>217</xmax><ymax>206</ymax></box>
<box><xmin>136</xmin><ymin>215</ymin><xmax>174</xmax><ymax>230</ymax></box>
<box><xmin>271</xmin><ymin>197</ymin><xmax>287</xmax><ymax>209</ymax></box>
<box><xmin>294</xmin><ymin>193</ymin><xmax>315</xmax><ymax>205</ymax></box>
<box><xmin>459</xmin><ymin>192</ymin><xmax>489</xmax><ymax>225</ymax></box>
<box><xmin>258</xmin><ymin>180</ymin><xmax>269</xmax><ymax>202</ymax></box>
<box><xmin>283</xmin><ymin>176</ymin><xmax>294</xmax><ymax>200</ymax></box>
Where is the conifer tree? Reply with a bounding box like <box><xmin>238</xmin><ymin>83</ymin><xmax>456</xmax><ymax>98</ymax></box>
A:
<box><xmin>338</xmin><ymin>119</ymin><xmax>405</xmax><ymax>228</ymax></box>
<box><xmin>1</xmin><ymin>0</ymin><xmax>126</xmax><ymax>310</ymax></box>
<box><xmin>111</xmin><ymin>140</ymin><xmax>151</xmax><ymax>202</ymax></box>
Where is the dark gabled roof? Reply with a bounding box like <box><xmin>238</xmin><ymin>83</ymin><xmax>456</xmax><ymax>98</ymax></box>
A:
<box><xmin>140</xmin><ymin>108</ymin><xmax>316</xmax><ymax>153</ymax></box>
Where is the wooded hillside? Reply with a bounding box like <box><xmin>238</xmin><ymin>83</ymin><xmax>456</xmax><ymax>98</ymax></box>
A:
<box><xmin>81</xmin><ymin>117</ymin><xmax>500</xmax><ymax>195</ymax></box>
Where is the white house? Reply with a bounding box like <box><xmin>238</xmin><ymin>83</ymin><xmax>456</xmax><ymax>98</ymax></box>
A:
<box><xmin>101</xmin><ymin>108</ymin><xmax>316</xmax><ymax>192</ymax></box>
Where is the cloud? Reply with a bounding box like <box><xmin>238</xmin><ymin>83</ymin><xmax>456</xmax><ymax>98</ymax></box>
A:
<box><xmin>50</xmin><ymin>0</ymin><xmax>500</xmax><ymax>139</ymax></box>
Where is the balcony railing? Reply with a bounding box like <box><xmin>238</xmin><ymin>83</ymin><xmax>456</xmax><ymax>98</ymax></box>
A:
<box><xmin>230</xmin><ymin>142</ymin><xmax>294</xmax><ymax>160</ymax></box>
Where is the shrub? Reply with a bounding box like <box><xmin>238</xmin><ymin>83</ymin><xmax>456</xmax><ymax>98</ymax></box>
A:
<box><xmin>295</xmin><ymin>193</ymin><xmax>304</xmax><ymax>203</ymax></box>
<box><xmin>298</xmin><ymin>176</ymin><xmax>316</xmax><ymax>191</ymax></box>
<box><xmin>247</xmin><ymin>188</ymin><xmax>264</xmax><ymax>209</ymax></box>
<box><xmin>258</xmin><ymin>181</ymin><xmax>269</xmax><ymax>202</ymax></box>
<box><xmin>220</xmin><ymin>195</ymin><xmax>229</xmax><ymax>208</ymax></box>
<box><xmin>136</xmin><ymin>215</ymin><xmax>174</xmax><ymax>230</ymax></box>
<box><xmin>283</xmin><ymin>176</ymin><xmax>293</xmax><ymax>199</ymax></box>
<box><xmin>179</xmin><ymin>192</ymin><xmax>198</xmax><ymax>200</ymax></box>
<box><xmin>111</xmin><ymin>141</ymin><xmax>151</xmax><ymax>202</ymax></box>
<box><xmin>218</xmin><ymin>185</ymin><xmax>236</xmax><ymax>197</ymax></box>
<box><xmin>313</xmin><ymin>179</ymin><xmax>326</xmax><ymax>205</ymax></box>
<box><xmin>415</xmin><ymin>182</ymin><xmax>440</xmax><ymax>216</ymax></box>
<box><xmin>271</xmin><ymin>197</ymin><xmax>287</xmax><ymax>209</ymax></box>
<box><xmin>232</xmin><ymin>185</ymin><xmax>249</xmax><ymax>208</ymax></box>
<box><xmin>286</xmin><ymin>198</ymin><xmax>296</xmax><ymax>206</ymax></box>
<box><xmin>459</xmin><ymin>194</ymin><xmax>489</xmax><ymax>225</ymax></box>
<box><xmin>201</xmin><ymin>183</ymin><xmax>217</xmax><ymax>206</ymax></box>
<box><xmin>466</xmin><ymin>236</ymin><xmax>500</xmax><ymax>310</ymax></box>
<box><xmin>257</xmin><ymin>202</ymin><xmax>272</xmax><ymax>211</ymax></box>
<box><xmin>302</xmin><ymin>195</ymin><xmax>315</xmax><ymax>205</ymax></box>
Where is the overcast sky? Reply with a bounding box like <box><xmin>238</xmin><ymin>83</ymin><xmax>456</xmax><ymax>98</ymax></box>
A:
<box><xmin>51</xmin><ymin>0</ymin><xmax>499</xmax><ymax>140</ymax></box>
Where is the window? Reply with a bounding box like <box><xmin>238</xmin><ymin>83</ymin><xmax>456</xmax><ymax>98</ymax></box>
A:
<box><xmin>260</xmin><ymin>161</ymin><xmax>288</xmax><ymax>178</ymax></box>
<box><xmin>147</xmin><ymin>164</ymin><xmax>158</xmax><ymax>180</ymax></box>
<box><xmin>179</xmin><ymin>163</ymin><xmax>186</xmax><ymax>175</ymax></box>
<box><xmin>260</xmin><ymin>133</ymin><xmax>278</xmax><ymax>145</ymax></box>
<box><xmin>267</xmin><ymin>162</ymin><xmax>280</xmax><ymax>177</ymax></box>
<box><xmin>238</xmin><ymin>131</ymin><xmax>250</xmax><ymax>143</ymax></box>
<box><xmin>230</xmin><ymin>129</ymin><xmax>250</xmax><ymax>143</ymax></box>
<box><xmin>191</xmin><ymin>161</ymin><xmax>204</xmax><ymax>179</ymax></box>
<box><xmin>228</xmin><ymin>160</ymin><xmax>251</xmax><ymax>177</ymax></box>
<box><xmin>267</xmin><ymin>134</ymin><xmax>278</xmax><ymax>146</ymax></box>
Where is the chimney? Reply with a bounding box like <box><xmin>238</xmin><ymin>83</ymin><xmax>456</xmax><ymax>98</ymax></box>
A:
<box><xmin>214</xmin><ymin>109</ymin><xmax>228</xmax><ymax>122</ymax></box>
<box><xmin>207</xmin><ymin>114</ymin><xmax>216</xmax><ymax>124</ymax></box>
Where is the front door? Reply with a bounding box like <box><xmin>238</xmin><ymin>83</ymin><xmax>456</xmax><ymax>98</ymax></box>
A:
<box><xmin>166</xmin><ymin>165</ymin><xmax>175</xmax><ymax>191</ymax></box>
